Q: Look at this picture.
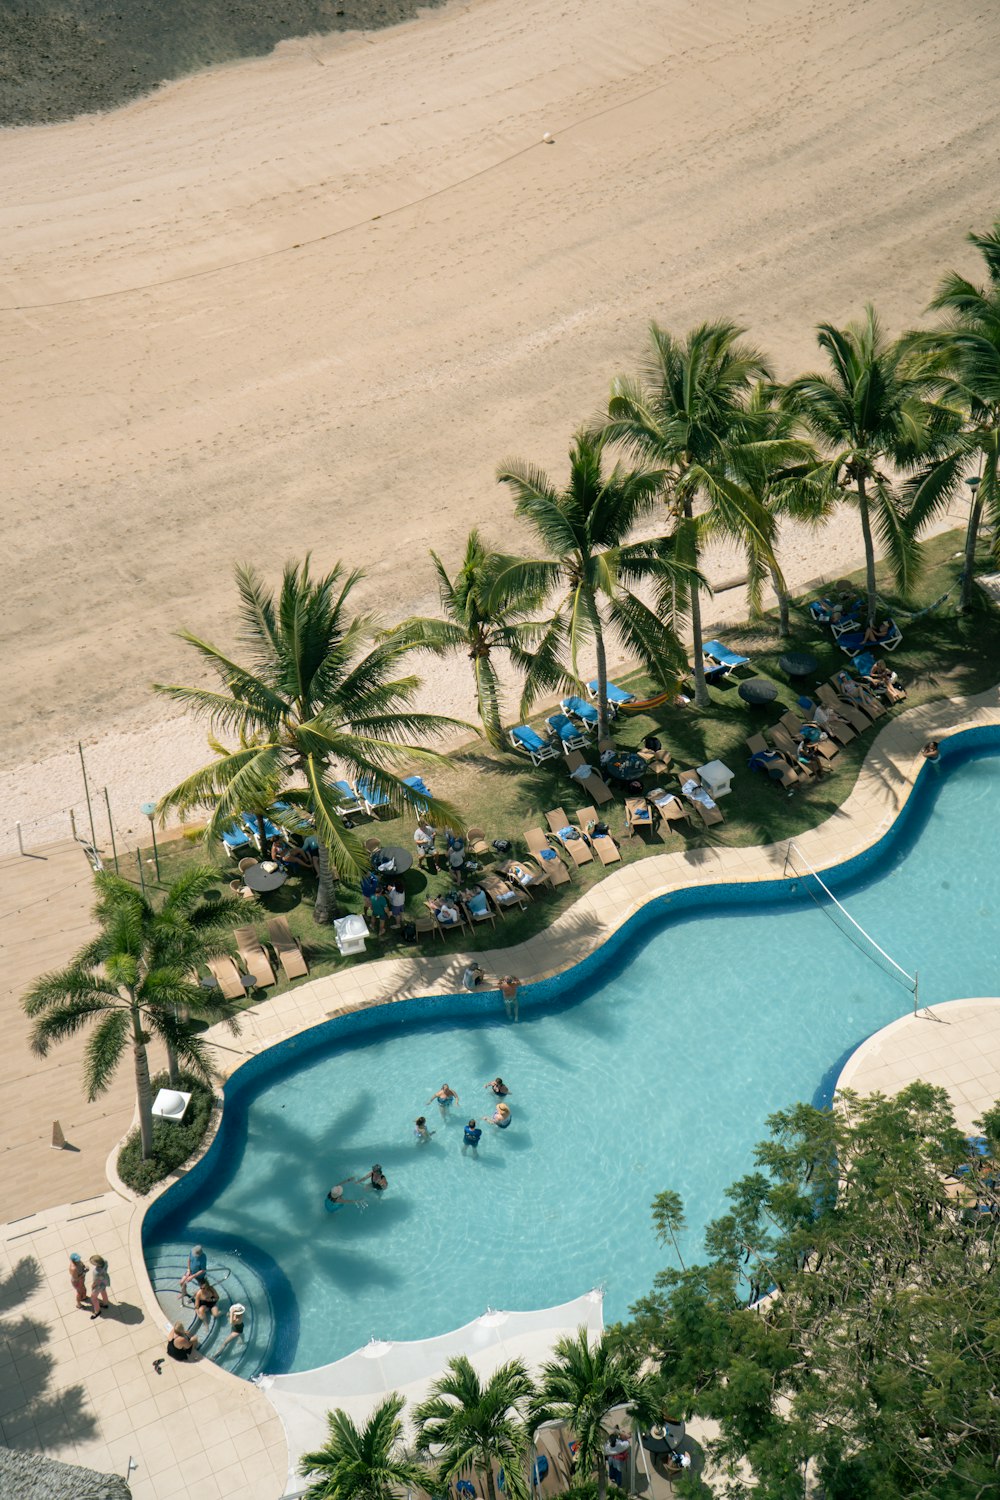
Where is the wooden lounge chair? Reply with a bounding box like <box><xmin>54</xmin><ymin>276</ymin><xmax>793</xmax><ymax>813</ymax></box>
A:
<box><xmin>768</xmin><ymin>726</ymin><xmax>820</xmax><ymax>777</ymax></box>
<box><xmin>523</xmin><ymin>853</ymin><xmax>569</xmax><ymax>887</ymax></box>
<box><xmin>648</xmin><ymin>786</ymin><xmax>691</xmax><ymax>823</ymax></box>
<box><xmin>266</xmin><ymin>916</ymin><xmax>309</xmax><ymax>980</ymax></box>
<box><xmin>206</xmin><ymin>955</ymin><xmax>245</xmax><ymax>1001</ymax></box>
<box><xmin>496</xmin><ymin>858</ymin><xmax>548</xmax><ymax>896</ymax></box>
<box><xmin>563</xmin><ymin>750</ymin><xmax>614</xmax><ymax>806</ymax></box>
<box><xmin>625</xmin><ymin>796</ymin><xmax>654</xmax><ymax>838</ymax></box>
<box><xmin>545</xmin><ymin>808</ymin><xmax>594</xmax><ymax>867</ymax></box>
<box><xmin>745</xmin><ymin>735</ymin><xmax>802</xmax><ymax>789</ymax></box>
<box><xmin>424</xmin><ymin>898</ymin><xmax>467</xmax><ymax>935</ymax></box>
<box><xmin>461</xmin><ymin>891</ymin><xmax>497</xmax><ymax>929</ymax></box>
<box><xmin>574</xmin><ymin>807</ymin><xmax>621</xmax><ymax>865</ymax></box>
<box><xmin>779</xmin><ymin>711</ymin><xmax>838</xmax><ymax>762</ymax></box>
<box><xmin>798</xmin><ymin>701</ymin><xmax>855</xmax><ymax>746</ymax></box>
<box><xmin>524</xmin><ymin>827</ymin><xmax>572</xmax><ymax>884</ymax></box>
<box><xmin>478</xmin><ymin>873</ymin><xmax>529</xmax><ymax>914</ymax></box>
<box><xmin>830</xmin><ymin>674</ymin><xmax>885</xmax><ymax>719</ymax></box>
<box><xmin>677</xmin><ymin>770</ymin><xmax>725</xmax><ymax>826</ymax></box>
<box><xmin>817</xmin><ymin>684</ymin><xmax>869</xmax><ymax>732</ymax></box>
<box><xmin>233</xmin><ymin>926</ymin><xmax>276</xmax><ymax>988</ymax></box>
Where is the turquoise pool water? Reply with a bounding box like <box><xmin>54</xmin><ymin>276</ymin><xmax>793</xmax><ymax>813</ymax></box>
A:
<box><xmin>144</xmin><ymin>735</ymin><xmax>1000</xmax><ymax>1376</ymax></box>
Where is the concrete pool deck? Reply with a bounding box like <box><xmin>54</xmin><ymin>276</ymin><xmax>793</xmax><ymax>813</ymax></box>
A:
<box><xmin>3</xmin><ymin>684</ymin><xmax>1000</xmax><ymax>1500</ymax></box>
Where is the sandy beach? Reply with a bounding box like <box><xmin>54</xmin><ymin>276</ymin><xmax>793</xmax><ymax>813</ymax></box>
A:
<box><xmin>3</xmin><ymin>0</ymin><xmax>997</xmax><ymax>853</ymax></box>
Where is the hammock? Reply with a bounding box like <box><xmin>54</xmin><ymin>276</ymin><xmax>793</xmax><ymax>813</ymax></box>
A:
<box><xmin>619</xmin><ymin>690</ymin><xmax>673</xmax><ymax>714</ymax></box>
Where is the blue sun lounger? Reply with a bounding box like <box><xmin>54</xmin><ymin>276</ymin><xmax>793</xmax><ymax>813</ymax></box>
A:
<box><xmin>703</xmin><ymin>640</ymin><xmax>751</xmax><ymax>673</ymax></box>
<box><xmin>561</xmin><ymin>695</ymin><xmax>600</xmax><ymax>727</ymax></box>
<box><xmin>332</xmin><ymin>780</ymin><xmax>365</xmax><ymax>820</ymax></box>
<box><xmin>402</xmin><ymin>774</ymin><xmax>432</xmax><ymax>810</ymax></box>
<box><xmin>545</xmin><ymin>713</ymin><xmax>589</xmax><ymax>751</ymax></box>
<box><xmin>586</xmin><ymin>678</ymin><xmax>635</xmax><ymax>707</ymax></box>
<box><xmin>220</xmin><ymin>822</ymin><xmax>253</xmax><ymax>856</ymax></box>
<box><xmin>356</xmin><ymin>777</ymin><xmax>393</xmax><ymax>817</ymax></box>
<box><xmin>509</xmin><ymin>724</ymin><xmax>559</xmax><ymax>765</ymax></box>
<box><xmin>239</xmin><ymin>810</ymin><xmax>282</xmax><ymax>843</ymax></box>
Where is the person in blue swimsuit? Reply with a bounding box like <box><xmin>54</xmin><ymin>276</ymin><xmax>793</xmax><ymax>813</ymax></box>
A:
<box><xmin>463</xmin><ymin>1119</ymin><xmax>482</xmax><ymax>1152</ymax></box>
<box><xmin>488</xmin><ymin>1103</ymin><xmax>511</xmax><ymax>1129</ymax></box>
<box><xmin>427</xmin><ymin>1084</ymin><xmax>459</xmax><ymax>1119</ymax></box>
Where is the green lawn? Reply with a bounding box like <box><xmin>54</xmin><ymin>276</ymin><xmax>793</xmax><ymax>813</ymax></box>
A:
<box><xmin>126</xmin><ymin>528</ymin><xmax>1000</xmax><ymax>1003</ymax></box>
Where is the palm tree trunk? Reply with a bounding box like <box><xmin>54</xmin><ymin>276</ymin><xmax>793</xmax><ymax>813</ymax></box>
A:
<box><xmin>593</xmin><ymin>619</ymin><xmax>611</xmax><ymax>742</ymax></box>
<box><xmin>856</xmin><ymin>475</ymin><xmax>879</xmax><ymax>628</ymax></box>
<box><xmin>313</xmin><ymin>839</ymin><xmax>338</xmax><ymax>925</ymax></box>
<box><xmin>131</xmin><ymin>1002</ymin><xmax>155</xmax><ymax>1160</ymax></box>
<box><xmin>255</xmin><ymin>812</ymin><xmax>268</xmax><ymax>859</ymax></box>
<box><xmin>961</xmin><ymin>494</ymin><xmax>984</xmax><ymax>612</ymax></box>
<box><xmin>771</xmin><ymin>568</ymin><xmax>790</xmax><ymax>638</ymax></box>
<box><xmin>596</xmin><ymin>1453</ymin><xmax>608</xmax><ymax>1500</ymax></box>
<box><xmin>166</xmin><ymin>1040</ymin><xmax>180</xmax><ymax>1088</ymax></box>
<box><xmin>484</xmin><ymin>1459</ymin><xmax>497</xmax><ymax>1500</ymax></box>
<box><xmin>689</xmin><ymin>581</ymin><xmax>709</xmax><ymax>708</ymax></box>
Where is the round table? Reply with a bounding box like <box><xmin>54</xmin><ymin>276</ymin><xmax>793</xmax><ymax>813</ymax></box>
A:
<box><xmin>779</xmin><ymin>651</ymin><xmax>819</xmax><ymax>679</ymax></box>
<box><xmin>738</xmin><ymin>678</ymin><xmax>779</xmax><ymax>706</ymax></box>
<box><xmin>237</xmin><ymin>972</ymin><xmax>256</xmax><ymax>992</ymax></box>
<box><xmin>243</xmin><ymin>864</ymin><xmax>288</xmax><ymax>893</ymax></box>
<box><xmin>640</xmin><ymin>1434</ymin><xmax>675</xmax><ymax>1457</ymax></box>
<box><xmin>604</xmin><ymin>751</ymin><xmax>646</xmax><ymax>782</ymax></box>
<box><xmin>371</xmin><ymin>845</ymin><xmax>413</xmax><ymax>874</ymax></box>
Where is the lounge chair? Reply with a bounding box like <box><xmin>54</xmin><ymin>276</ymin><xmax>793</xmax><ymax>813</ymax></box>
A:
<box><xmin>497</xmin><ymin>859</ymin><xmax>549</xmax><ymax>895</ymax></box>
<box><xmin>648</xmin><ymin>786</ymin><xmax>692</xmax><ymax>822</ymax></box>
<box><xmin>206</xmin><ymin>955</ymin><xmax>245</xmax><ymax>1000</ymax></box>
<box><xmin>745</xmin><ymin>735</ymin><xmax>802</xmax><ymax>788</ymax></box>
<box><xmin>220</xmin><ymin>823</ymin><xmax>253</xmax><ymax>858</ymax></box>
<box><xmin>523</xmin><ymin>854</ymin><xmax>569</xmax><ymax>887</ymax></box>
<box><xmin>692</xmin><ymin>655</ymin><xmax>728</xmax><ymax>684</ymax></box>
<box><xmin>545</xmin><ymin>808</ymin><xmax>594</xmax><ymax>866</ymax></box>
<box><xmin>796</xmin><ymin>695</ymin><xmax>855</xmax><ymax>746</ymax></box>
<box><xmin>826</xmin><ymin>601</ymin><xmax>863</xmax><ymax>635</ymax></box>
<box><xmin>831</xmin><ymin>672</ymin><xmax>885</xmax><ymax>720</ymax></box>
<box><xmin>638</xmin><ymin>744</ymin><xmax>673</xmax><ymax>775</ymax></box>
<box><xmin>678</xmin><ymin>770</ymin><xmax>725</xmax><ymax>826</ymax></box>
<box><xmin>561</xmin><ymin>695</ymin><xmax>601</xmax><ymax>728</ymax></box>
<box><xmin>425</xmin><ymin>899</ymin><xmax>466</xmax><ymax>935</ymax></box>
<box><xmin>478</xmin><ymin>873</ymin><xmax>529</xmax><ymax>913</ymax></box>
<box><xmin>509</xmin><ymin>725</ymin><xmax>559</xmax><ymax>766</ymax></box>
<box><xmin>402</xmin><ymin>774</ymin><xmax>432</xmax><ymax>811</ymax></box>
<box><xmin>332</xmin><ymin>780</ymin><xmax>365</xmax><ymax>820</ymax></box>
<box><xmin>233</xmin><ymin>926</ymin><xmax>276</xmax><ymax>988</ymax></box>
<box><xmin>624</xmin><ymin>796</ymin><xmax>654</xmax><ymax>837</ymax></box>
<box><xmin>266</xmin><ymin>916</ymin><xmax>309</xmax><ymax>980</ymax></box>
<box><xmin>564</xmin><ymin>750</ymin><xmax>614</xmax><ymax>806</ymax></box>
<box><xmin>817</xmin><ymin>683</ymin><xmax>870</xmax><ymax>732</ymax></box>
<box><xmin>779</xmin><ymin>711</ymin><xmax>839</xmax><ymax>762</ymax></box>
<box><xmin>768</xmin><ymin>725</ymin><xmax>820</xmax><ymax>777</ymax></box>
<box><xmin>356</xmin><ymin>777</ymin><xmax>392</xmax><ymax>817</ymax></box>
<box><xmin>574</xmin><ymin>807</ymin><xmax>621</xmax><ymax>866</ymax></box>
<box><xmin>239</xmin><ymin>810</ymin><xmax>283</xmax><ymax>844</ymax></box>
<box><xmin>545</xmin><ymin>713</ymin><xmax>589</xmax><ymax>751</ymax></box>
<box><xmin>523</xmin><ymin>828</ymin><xmax>571</xmax><ymax>885</ymax></box>
<box><xmin>461</xmin><ymin>888</ymin><xmax>497</xmax><ymax>929</ymax></box>
<box><xmin>702</xmin><ymin>639</ymin><xmax>751</xmax><ymax>674</ymax></box>
<box><xmin>587</xmin><ymin>679</ymin><xmax>635</xmax><ymax>707</ymax></box>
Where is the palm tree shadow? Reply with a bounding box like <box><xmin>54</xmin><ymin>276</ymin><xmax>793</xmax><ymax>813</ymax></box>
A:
<box><xmin>0</xmin><ymin>1257</ymin><xmax>97</xmax><ymax>1449</ymax></box>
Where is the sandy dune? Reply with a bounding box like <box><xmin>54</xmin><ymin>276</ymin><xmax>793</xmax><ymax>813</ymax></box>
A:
<box><xmin>2</xmin><ymin>0</ymin><xmax>996</xmax><ymax>849</ymax></box>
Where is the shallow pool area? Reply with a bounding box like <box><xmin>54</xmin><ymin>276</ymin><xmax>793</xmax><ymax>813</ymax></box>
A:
<box><xmin>143</xmin><ymin>733</ymin><xmax>1000</xmax><ymax>1376</ymax></box>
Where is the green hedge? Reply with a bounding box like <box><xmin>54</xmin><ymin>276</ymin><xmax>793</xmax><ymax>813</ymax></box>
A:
<box><xmin>117</xmin><ymin>1070</ymin><xmax>216</xmax><ymax>1195</ymax></box>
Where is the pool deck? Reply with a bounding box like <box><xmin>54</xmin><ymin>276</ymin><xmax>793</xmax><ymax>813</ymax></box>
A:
<box><xmin>3</xmin><ymin>684</ymin><xmax>1000</xmax><ymax>1500</ymax></box>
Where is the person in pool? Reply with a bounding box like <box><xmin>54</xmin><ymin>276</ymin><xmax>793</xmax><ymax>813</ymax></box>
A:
<box><xmin>179</xmin><ymin>1244</ymin><xmax>207</xmax><ymax>1295</ymax></box>
<box><xmin>463</xmin><ymin>1119</ymin><xmax>482</xmax><ymax>1151</ymax></box>
<box><xmin>489</xmin><ymin>1103</ymin><xmax>512</xmax><ymax>1129</ymax></box>
<box><xmin>414</xmin><ymin>1116</ymin><xmax>435</xmax><ymax>1142</ymax></box>
<box><xmin>428</xmin><ymin>1084</ymin><xmax>459</xmax><ymax>1117</ymax></box>
<box><xmin>354</xmin><ymin>1164</ymin><xmax>388</xmax><ymax>1193</ymax></box>
<box><xmin>219</xmin><ymin>1303</ymin><xmax>246</xmax><ymax>1351</ymax></box>
<box><xmin>325</xmin><ymin>1180</ymin><xmax>365</xmax><ymax>1213</ymax></box>
<box><xmin>484</xmin><ymin>1077</ymin><xmax>510</xmax><ymax>1097</ymax></box>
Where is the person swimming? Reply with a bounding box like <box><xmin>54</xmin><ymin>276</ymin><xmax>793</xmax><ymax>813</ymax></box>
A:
<box><xmin>484</xmin><ymin>1077</ymin><xmax>509</xmax><ymax>1097</ymax></box>
<box><xmin>463</xmin><ymin>1119</ymin><xmax>482</xmax><ymax>1151</ymax></box>
<box><xmin>325</xmin><ymin>1181</ymin><xmax>364</xmax><ymax>1213</ymax></box>
<box><xmin>354</xmin><ymin>1164</ymin><xmax>388</xmax><ymax>1193</ymax></box>
<box><xmin>414</xmin><ymin>1116</ymin><xmax>435</xmax><ymax>1142</ymax></box>
<box><xmin>490</xmin><ymin>1103</ymin><xmax>512</xmax><ymax>1129</ymax></box>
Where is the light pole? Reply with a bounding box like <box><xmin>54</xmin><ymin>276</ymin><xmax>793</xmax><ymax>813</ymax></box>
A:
<box><xmin>962</xmin><ymin>475</ymin><xmax>982</xmax><ymax>612</ymax></box>
<box><xmin>141</xmin><ymin>801</ymin><xmax>161</xmax><ymax>881</ymax></box>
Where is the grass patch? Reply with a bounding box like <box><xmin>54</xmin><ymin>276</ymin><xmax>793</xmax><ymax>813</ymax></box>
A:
<box><xmin>116</xmin><ymin>1070</ymin><xmax>215</xmax><ymax>1194</ymax></box>
<box><xmin>121</xmin><ymin>528</ymin><xmax>1000</xmax><ymax>1000</ymax></box>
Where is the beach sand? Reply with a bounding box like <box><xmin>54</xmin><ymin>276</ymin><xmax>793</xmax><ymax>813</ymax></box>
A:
<box><xmin>2</xmin><ymin>0</ymin><xmax>996</xmax><ymax>851</ymax></box>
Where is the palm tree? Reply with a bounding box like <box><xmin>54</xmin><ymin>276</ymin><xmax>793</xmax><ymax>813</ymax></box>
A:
<box><xmin>904</xmin><ymin>222</ymin><xmax>1000</xmax><ymax>611</ymax></box>
<box><xmin>602</xmin><ymin>321</ymin><xmax>794</xmax><ymax>706</ymax></box>
<box><xmin>782</xmin><ymin>305</ymin><xmax>953</xmax><ymax>627</ymax></box>
<box><xmin>495</xmin><ymin>431</ymin><xmax>692</xmax><ymax>739</ymax></box>
<box><xmin>412</xmin><ymin>1355</ymin><xmax>534</xmax><ymax>1500</ymax></box>
<box><xmin>22</xmin><ymin>869</ymin><xmax>243</xmax><ymax>1160</ymax></box>
<box><xmin>299</xmin><ymin>1393</ymin><xmax>427</xmax><ymax>1500</ymax></box>
<box><xmin>741</xmin><ymin>386</ymin><xmax>834</xmax><ymax>637</ymax></box>
<box><xmin>154</xmin><ymin>559</ymin><xmax>467</xmax><ymax>924</ymax></box>
<box><xmin>384</xmin><ymin>530</ymin><xmax>550</xmax><ymax>749</ymax></box>
<box><xmin>530</xmin><ymin>1329</ymin><xmax>655</xmax><ymax>1500</ymax></box>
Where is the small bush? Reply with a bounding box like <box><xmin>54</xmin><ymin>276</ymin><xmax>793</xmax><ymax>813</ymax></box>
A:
<box><xmin>117</xmin><ymin>1070</ymin><xmax>216</xmax><ymax>1195</ymax></box>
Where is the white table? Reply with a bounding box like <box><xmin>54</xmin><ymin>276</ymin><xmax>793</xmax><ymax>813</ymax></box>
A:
<box><xmin>697</xmin><ymin>759</ymin><xmax>734</xmax><ymax>798</ymax></box>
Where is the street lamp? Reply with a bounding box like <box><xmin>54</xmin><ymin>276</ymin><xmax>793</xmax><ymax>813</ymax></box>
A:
<box><xmin>140</xmin><ymin>801</ymin><xmax>161</xmax><ymax>881</ymax></box>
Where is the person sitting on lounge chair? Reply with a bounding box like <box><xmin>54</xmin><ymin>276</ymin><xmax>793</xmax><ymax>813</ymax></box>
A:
<box><xmin>835</xmin><ymin>671</ymin><xmax>881</xmax><ymax>714</ymax></box>
<box><xmin>430</xmin><ymin>895</ymin><xmax>461</xmax><ymax>926</ymax></box>
<box><xmin>862</xmin><ymin>616</ymin><xmax>896</xmax><ymax>645</ymax></box>
<box><xmin>864</xmin><ymin>659</ymin><xmax>906</xmax><ymax>703</ymax></box>
<box><xmin>270</xmin><ymin>837</ymin><xmax>319</xmax><ymax>875</ymax></box>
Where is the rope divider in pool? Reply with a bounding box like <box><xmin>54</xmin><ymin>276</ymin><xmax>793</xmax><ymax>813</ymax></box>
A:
<box><xmin>782</xmin><ymin>840</ymin><xmax>939</xmax><ymax>1020</ymax></box>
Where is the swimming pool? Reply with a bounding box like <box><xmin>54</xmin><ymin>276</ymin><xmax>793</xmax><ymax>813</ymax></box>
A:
<box><xmin>143</xmin><ymin>731</ymin><xmax>1000</xmax><ymax>1377</ymax></box>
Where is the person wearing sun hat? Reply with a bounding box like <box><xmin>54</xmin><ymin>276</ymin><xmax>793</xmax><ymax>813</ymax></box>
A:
<box><xmin>68</xmin><ymin>1252</ymin><xmax>88</xmax><ymax>1310</ymax></box>
<box><xmin>220</xmin><ymin>1302</ymin><xmax>246</xmax><ymax>1351</ymax></box>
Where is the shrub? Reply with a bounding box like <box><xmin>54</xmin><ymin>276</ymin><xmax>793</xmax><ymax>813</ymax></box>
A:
<box><xmin>116</xmin><ymin>1070</ymin><xmax>216</xmax><ymax>1194</ymax></box>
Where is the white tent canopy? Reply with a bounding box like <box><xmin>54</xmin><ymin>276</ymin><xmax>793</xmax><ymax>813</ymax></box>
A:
<box><xmin>258</xmin><ymin>1290</ymin><xmax>605</xmax><ymax>1498</ymax></box>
